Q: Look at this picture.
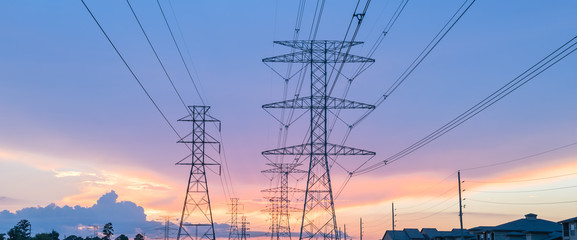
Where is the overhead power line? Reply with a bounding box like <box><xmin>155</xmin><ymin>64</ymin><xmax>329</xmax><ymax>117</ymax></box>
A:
<box><xmin>125</xmin><ymin>0</ymin><xmax>190</xmax><ymax>114</ymax></box>
<box><xmin>401</xmin><ymin>202</ymin><xmax>458</xmax><ymax>222</ymax></box>
<box><xmin>468</xmin><ymin>198</ymin><xmax>577</xmax><ymax>205</ymax></box>
<box><xmin>155</xmin><ymin>0</ymin><xmax>206</xmax><ymax>105</ymax></box>
<box><xmin>80</xmin><ymin>0</ymin><xmax>187</xmax><ymax>147</ymax></box>
<box><xmin>460</xmin><ymin>140</ymin><xmax>577</xmax><ymax>171</ymax></box>
<box><xmin>352</xmin><ymin>0</ymin><xmax>476</xmax><ymax>127</ymax></box>
<box><xmin>355</xmin><ymin>34</ymin><xmax>577</xmax><ymax>175</ymax></box>
<box><xmin>157</xmin><ymin>0</ymin><xmax>237</xmax><ymax>200</ymax></box>
<box><xmin>467</xmin><ymin>184</ymin><xmax>577</xmax><ymax>194</ymax></box>
<box><xmin>465</xmin><ymin>172</ymin><xmax>577</xmax><ymax>183</ymax></box>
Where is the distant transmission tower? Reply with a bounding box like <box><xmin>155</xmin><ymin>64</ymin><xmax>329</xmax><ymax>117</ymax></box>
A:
<box><xmin>262</xmin><ymin>196</ymin><xmax>280</xmax><ymax>239</ymax></box>
<box><xmin>156</xmin><ymin>217</ymin><xmax>178</xmax><ymax>240</ymax></box>
<box><xmin>261</xmin><ymin>163</ymin><xmax>306</xmax><ymax>240</ymax></box>
<box><xmin>240</xmin><ymin>216</ymin><xmax>250</xmax><ymax>240</ymax></box>
<box><xmin>262</xmin><ymin>41</ymin><xmax>376</xmax><ymax>240</ymax></box>
<box><xmin>228</xmin><ymin>198</ymin><xmax>241</xmax><ymax>240</ymax></box>
<box><xmin>177</xmin><ymin>106</ymin><xmax>221</xmax><ymax>240</ymax></box>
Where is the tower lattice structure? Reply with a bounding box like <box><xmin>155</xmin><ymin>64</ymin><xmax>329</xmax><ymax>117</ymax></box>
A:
<box><xmin>262</xmin><ymin>40</ymin><xmax>376</xmax><ymax>240</ymax></box>
<box><xmin>240</xmin><ymin>216</ymin><xmax>250</xmax><ymax>240</ymax></box>
<box><xmin>262</xmin><ymin>163</ymin><xmax>306</xmax><ymax>240</ymax></box>
<box><xmin>228</xmin><ymin>198</ymin><xmax>241</xmax><ymax>240</ymax></box>
<box><xmin>177</xmin><ymin>106</ymin><xmax>221</xmax><ymax>240</ymax></box>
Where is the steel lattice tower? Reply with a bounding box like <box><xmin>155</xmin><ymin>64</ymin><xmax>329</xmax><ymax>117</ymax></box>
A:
<box><xmin>228</xmin><ymin>198</ymin><xmax>241</xmax><ymax>240</ymax></box>
<box><xmin>262</xmin><ymin>40</ymin><xmax>376</xmax><ymax>240</ymax></box>
<box><xmin>177</xmin><ymin>106</ymin><xmax>221</xmax><ymax>240</ymax></box>
<box><xmin>240</xmin><ymin>216</ymin><xmax>250</xmax><ymax>240</ymax></box>
<box><xmin>262</xmin><ymin>163</ymin><xmax>306</xmax><ymax>240</ymax></box>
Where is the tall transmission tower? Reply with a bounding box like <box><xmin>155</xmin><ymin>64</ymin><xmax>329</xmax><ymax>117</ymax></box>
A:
<box><xmin>228</xmin><ymin>198</ymin><xmax>241</xmax><ymax>240</ymax></box>
<box><xmin>177</xmin><ymin>106</ymin><xmax>221</xmax><ymax>240</ymax></box>
<box><xmin>262</xmin><ymin>40</ymin><xmax>376</xmax><ymax>240</ymax></box>
<box><xmin>261</xmin><ymin>163</ymin><xmax>306</xmax><ymax>240</ymax></box>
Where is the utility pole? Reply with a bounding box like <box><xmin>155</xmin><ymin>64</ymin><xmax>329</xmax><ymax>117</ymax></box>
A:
<box><xmin>458</xmin><ymin>170</ymin><xmax>464</xmax><ymax>240</ymax></box>
<box><xmin>359</xmin><ymin>218</ymin><xmax>363</xmax><ymax>240</ymax></box>
<box><xmin>176</xmin><ymin>106</ymin><xmax>221</xmax><ymax>240</ymax></box>
<box><xmin>262</xmin><ymin>40</ymin><xmax>375</xmax><ymax>240</ymax></box>
<box><xmin>343</xmin><ymin>225</ymin><xmax>347</xmax><ymax>240</ymax></box>
<box><xmin>391</xmin><ymin>203</ymin><xmax>395</xmax><ymax>231</ymax></box>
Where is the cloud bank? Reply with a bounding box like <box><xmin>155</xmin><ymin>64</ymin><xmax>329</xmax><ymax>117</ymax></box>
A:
<box><xmin>0</xmin><ymin>191</ymin><xmax>161</xmax><ymax>237</ymax></box>
<box><xmin>0</xmin><ymin>191</ymin><xmax>268</xmax><ymax>239</ymax></box>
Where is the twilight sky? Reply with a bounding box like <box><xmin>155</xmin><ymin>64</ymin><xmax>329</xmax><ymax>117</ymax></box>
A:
<box><xmin>1</xmin><ymin>1</ymin><xmax>577</xmax><ymax>239</ymax></box>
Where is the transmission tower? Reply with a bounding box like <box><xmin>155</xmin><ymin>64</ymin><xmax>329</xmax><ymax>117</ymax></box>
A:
<box><xmin>262</xmin><ymin>40</ymin><xmax>376</xmax><ymax>240</ymax></box>
<box><xmin>262</xmin><ymin>163</ymin><xmax>306</xmax><ymax>240</ymax></box>
<box><xmin>228</xmin><ymin>198</ymin><xmax>241</xmax><ymax>240</ymax></box>
<box><xmin>156</xmin><ymin>217</ymin><xmax>178</xmax><ymax>240</ymax></box>
<box><xmin>262</xmin><ymin>196</ymin><xmax>280</xmax><ymax>239</ymax></box>
<box><xmin>177</xmin><ymin>106</ymin><xmax>221</xmax><ymax>240</ymax></box>
<box><xmin>240</xmin><ymin>216</ymin><xmax>250</xmax><ymax>240</ymax></box>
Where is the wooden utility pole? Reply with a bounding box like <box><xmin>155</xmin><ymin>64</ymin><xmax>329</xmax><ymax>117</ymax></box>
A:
<box><xmin>392</xmin><ymin>202</ymin><xmax>395</xmax><ymax>231</ymax></box>
<box><xmin>360</xmin><ymin>218</ymin><xmax>363</xmax><ymax>240</ymax></box>
<box><xmin>458</xmin><ymin>171</ymin><xmax>464</xmax><ymax>240</ymax></box>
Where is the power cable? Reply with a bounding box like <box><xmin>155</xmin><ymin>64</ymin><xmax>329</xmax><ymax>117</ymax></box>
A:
<box><xmin>401</xmin><ymin>202</ymin><xmax>458</xmax><ymax>222</ymax></box>
<box><xmin>467</xmin><ymin>184</ymin><xmax>577</xmax><ymax>194</ymax></box>
<box><xmin>166</xmin><ymin>0</ymin><xmax>206</xmax><ymax>100</ymax></box>
<box><xmin>396</xmin><ymin>184</ymin><xmax>459</xmax><ymax>211</ymax></box>
<box><xmin>355</xmin><ymin>34</ymin><xmax>577</xmax><ymax>175</ymax></box>
<box><xmin>468</xmin><ymin>198</ymin><xmax>577</xmax><ymax>205</ymax></box>
<box><xmin>460</xmin><ymin>140</ymin><xmax>577</xmax><ymax>171</ymax></box>
<box><xmin>80</xmin><ymin>0</ymin><xmax>189</xmax><ymax>150</ymax></box>
<box><xmin>155</xmin><ymin>0</ymin><xmax>206</xmax><ymax>105</ymax></box>
<box><xmin>352</xmin><ymin>0</ymin><xmax>408</xmax><ymax>79</ymax></box>
<box><xmin>157</xmin><ymin>0</ymin><xmax>238</xmax><ymax>201</ymax></box>
<box><xmin>308</xmin><ymin>0</ymin><xmax>326</xmax><ymax>41</ymax></box>
<box><xmin>465</xmin><ymin>172</ymin><xmax>577</xmax><ymax>183</ymax></box>
<box><xmin>125</xmin><ymin>0</ymin><xmax>190</xmax><ymax>114</ymax></box>
<box><xmin>352</xmin><ymin>0</ymin><xmax>476</xmax><ymax>127</ymax></box>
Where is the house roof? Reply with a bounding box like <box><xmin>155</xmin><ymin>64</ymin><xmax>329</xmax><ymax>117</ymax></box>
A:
<box><xmin>492</xmin><ymin>214</ymin><xmax>561</xmax><ymax>233</ymax></box>
<box><xmin>449</xmin><ymin>229</ymin><xmax>475</xmax><ymax>237</ymax></box>
<box><xmin>384</xmin><ymin>229</ymin><xmax>425</xmax><ymax>240</ymax></box>
<box><xmin>421</xmin><ymin>228</ymin><xmax>474</xmax><ymax>239</ymax></box>
<box><xmin>421</xmin><ymin>228</ymin><xmax>441</xmax><ymax>239</ymax></box>
<box><xmin>559</xmin><ymin>217</ymin><xmax>577</xmax><ymax>224</ymax></box>
<box><xmin>406</xmin><ymin>229</ymin><xmax>425</xmax><ymax>239</ymax></box>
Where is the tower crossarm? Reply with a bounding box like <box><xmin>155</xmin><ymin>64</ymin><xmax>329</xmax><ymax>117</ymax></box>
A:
<box><xmin>261</xmin><ymin>163</ymin><xmax>308</xmax><ymax>174</ymax></box>
<box><xmin>261</xmin><ymin>168</ymin><xmax>307</xmax><ymax>174</ymax></box>
<box><xmin>273</xmin><ymin>40</ymin><xmax>364</xmax><ymax>51</ymax></box>
<box><xmin>262</xmin><ymin>143</ymin><xmax>375</xmax><ymax>156</ymax></box>
<box><xmin>261</xmin><ymin>187</ymin><xmax>305</xmax><ymax>193</ymax></box>
<box><xmin>263</xmin><ymin>51</ymin><xmax>374</xmax><ymax>63</ymax></box>
<box><xmin>263</xmin><ymin>96</ymin><xmax>375</xmax><ymax>109</ymax></box>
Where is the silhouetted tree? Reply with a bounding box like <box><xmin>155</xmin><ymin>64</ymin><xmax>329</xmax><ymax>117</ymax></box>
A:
<box><xmin>8</xmin><ymin>220</ymin><xmax>31</xmax><ymax>240</ymax></box>
<box><xmin>102</xmin><ymin>223</ymin><xmax>113</xmax><ymax>240</ymax></box>
<box><xmin>114</xmin><ymin>235</ymin><xmax>127</xmax><ymax>240</ymax></box>
<box><xmin>1</xmin><ymin>233</ymin><xmax>7</xmax><ymax>240</ymax></box>
<box><xmin>32</xmin><ymin>230</ymin><xmax>59</xmax><ymax>240</ymax></box>
<box><xmin>63</xmin><ymin>235</ymin><xmax>83</xmax><ymax>240</ymax></box>
<box><xmin>133</xmin><ymin>234</ymin><xmax>143</xmax><ymax>240</ymax></box>
<box><xmin>83</xmin><ymin>236</ymin><xmax>101</xmax><ymax>240</ymax></box>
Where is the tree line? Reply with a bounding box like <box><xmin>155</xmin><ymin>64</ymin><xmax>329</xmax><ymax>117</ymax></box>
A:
<box><xmin>1</xmin><ymin>220</ymin><xmax>145</xmax><ymax>240</ymax></box>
